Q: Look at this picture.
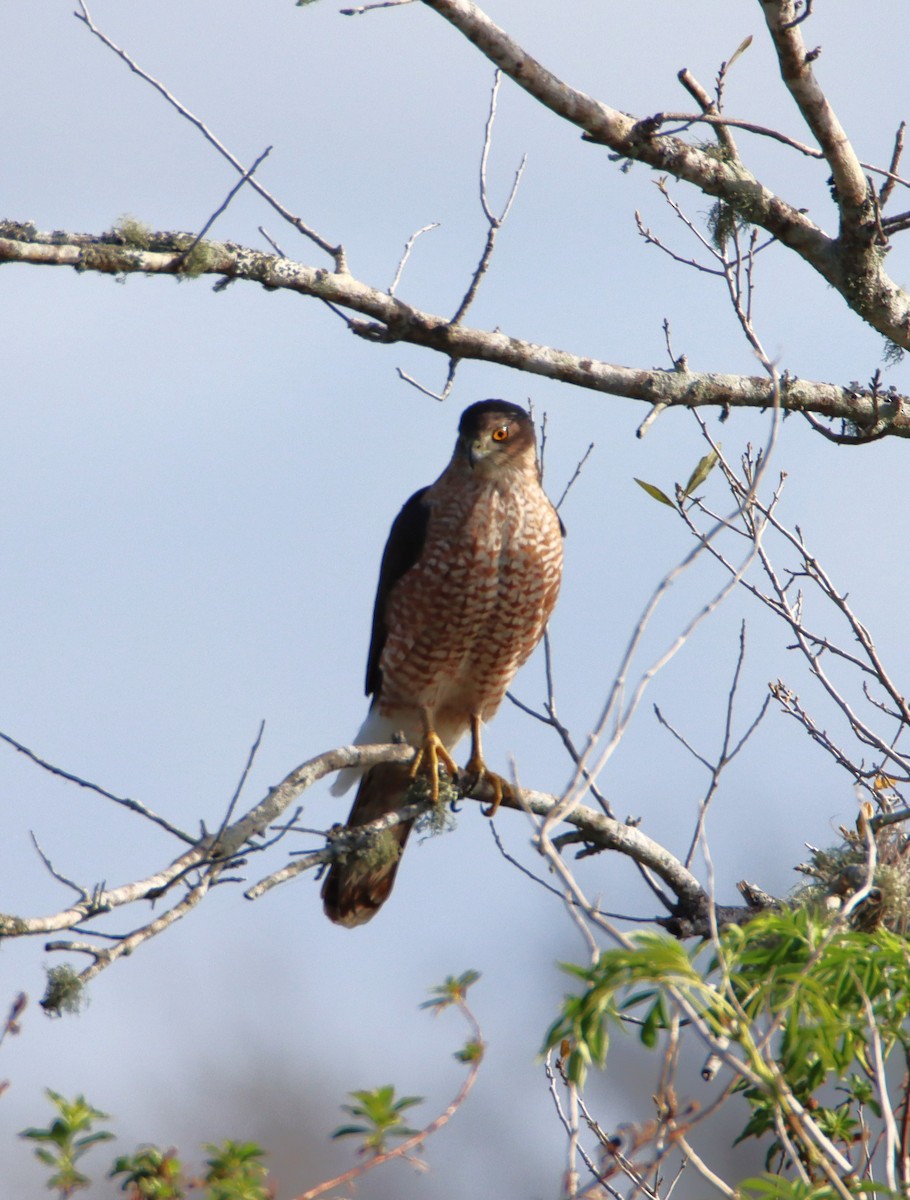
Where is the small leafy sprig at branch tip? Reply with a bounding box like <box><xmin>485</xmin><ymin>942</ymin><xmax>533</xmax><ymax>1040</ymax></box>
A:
<box><xmin>18</xmin><ymin>1088</ymin><xmax>273</xmax><ymax>1200</ymax></box>
<box><xmin>420</xmin><ymin>969</ymin><xmax>485</xmax><ymax>1064</ymax></box>
<box><xmin>299</xmin><ymin>971</ymin><xmax>484</xmax><ymax>1200</ymax></box>
<box><xmin>332</xmin><ymin>1086</ymin><xmax>424</xmax><ymax>1157</ymax></box>
<box><xmin>13</xmin><ymin>977</ymin><xmax>484</xmax><ymax>1198</ymax></box>
<box><xmin>20</xmin><ymin>1090</ymin><xmax>114</xmax><ymax>1198</ymax></box>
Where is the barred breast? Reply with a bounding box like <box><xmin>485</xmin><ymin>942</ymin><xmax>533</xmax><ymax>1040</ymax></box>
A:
<box><xmin>377</xmin><ymin>463</ymin><xmax>563</xmax><ymax>745</ymax></box>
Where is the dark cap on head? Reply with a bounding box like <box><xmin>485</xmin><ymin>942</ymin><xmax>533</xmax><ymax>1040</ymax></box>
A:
<box><xmin>458</xmin><ymin>399</ymin><xmax>532</xmax><ymax>437</ymax></box>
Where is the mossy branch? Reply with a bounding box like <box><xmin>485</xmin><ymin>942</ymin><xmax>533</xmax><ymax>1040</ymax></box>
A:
<box><xmin>2</xmin><ymin>222</ymin><xmax>908</xmax><ymax>437</ymax></box>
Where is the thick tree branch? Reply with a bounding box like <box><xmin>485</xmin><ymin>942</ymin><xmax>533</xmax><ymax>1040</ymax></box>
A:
<box><xmin>0</xmin><ymin>744</ymin><xmax>413</xmax><ymax>940</ymax></box>
<box><xmin>759</xmin><ymin>0</ymin><xmax>868</xmax><ymax>212</ymax></box>
<box><xmin>2</xmin><ymin>223</ymin><xmax>907</xmax><ymax>436</ymax></box>
<box><xmin>418</xmin><ymin>0</ymin><xmax>910</xmax><ymax>349</ymax></box>
<box><xmin>759</xmin><ymin>0</ymin><xmax>888</xmax><ymax>320</ymax></box>
<box><xmin>416</xmin><ymin>1</ymin><xmax>824</xmax><ymax>249</ymax></box>
<box><xmin>495</xmin><ymin>788</ymin><xmax>706</xmax><ymax>914</ymax></box>
<box><xmin>1</xmin><ymin>730</ymin><xmax>730</xmax><ymax>1000</ymax></box>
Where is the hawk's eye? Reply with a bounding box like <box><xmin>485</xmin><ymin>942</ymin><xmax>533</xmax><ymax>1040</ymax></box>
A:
<box><xmin>492</xmin><ymin>425</ymin><xmax>510</xmax><ymax>443</ymax></box>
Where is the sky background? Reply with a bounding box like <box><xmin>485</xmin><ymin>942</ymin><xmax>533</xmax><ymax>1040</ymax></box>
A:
<box><xmin>3</xmin><ymin>2</ymin><xmax>910</xmax><ymax>1196</ymax></box>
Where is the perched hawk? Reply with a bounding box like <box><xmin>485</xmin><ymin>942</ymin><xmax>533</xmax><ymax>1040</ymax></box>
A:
<box><xmin>323</xmin><ymin>400</ymin><xmax>564</xmax><ymax>926</ymax></box>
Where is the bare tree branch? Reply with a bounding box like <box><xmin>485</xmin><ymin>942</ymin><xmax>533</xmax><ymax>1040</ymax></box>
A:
<box><xmin>2</xmin><ymin>727</ymin><xmax>732</xmax><ymax>1004</ymax></box>
<box><xmin>418</xmin><ymin>0</ymin><xmax>910</xmax><ymax>348</ymax></box>
<box><xmin>73</xmin><ymin>0</ymin><xmax>346</xmax><ymax>269</ymax></box>
<box><xmin>760</xmin><ymin>0</ymin><xmax>869</xmax><ymax>212</ymax></box>
<box><xmin>2</xmin><ymin>224</ymin><xmax>907</xmax><ymax>435</ymax></box>
<box><xmin>0</xmin><ymin>727</ymin><xmax>194</xmax><ymax>843</ymax></box>
<box><xmin>450</xmin><ymin>69</ymin><xmax>527</xmax><ymax>324</ymax></box>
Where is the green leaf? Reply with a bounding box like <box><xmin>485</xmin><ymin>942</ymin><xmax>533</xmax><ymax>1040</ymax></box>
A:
<box><xmin>331</xmin><ymin>1124</ymin><xmax>368</xmax><ymax>1140</ymax></box>
<box><xmin>682</xmin><ymin>447</ymin><xmax>720</xmax><ymax>496</ymax></box>
<box><xmin>725</xmin><ymin>34</ymin><xmax>753</xmax><ymax>72</ymax></box>
<box><xmin>332</xmin><ymin>1085</ymin><xmax>424</xmax><ymax>1155</ymax></box>
<box><xmin>420</xmin><ymin>969</ymin><xmax>481</xmax><ymax>1012</ymax></box>
<box><xmin>454</xmin><ymin>1040</ymin><xmax>484</xmax><ymax>1064</ymax></box>
<box><xmin>639</xmin><ymin>994</ymin><xmax>668</xmax><ymax>1049</ymax></box>
<box><xmin>737</xmin><ymin>1174</ymin><xmax>861</xmax><ymax>1200</ymax></box>
<box><xmin>74</xmin><ymin>1131</ymin><xmax>115</xmax><ymax>1149</ymax></box>
<box><xmin>109</xmin><ymin>1146</ymin><xmax>184</xmax><ymax>1199</ymax></box>
<box><xmin>634</xmin><ymin>478</ymin><xmax>675</xmax><ymax>507</ymax></box>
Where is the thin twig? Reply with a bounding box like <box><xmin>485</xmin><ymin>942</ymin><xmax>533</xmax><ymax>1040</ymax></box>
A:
<box><xmin>450</xmin><ymin>70</ymin><xmax>527</xmax><ymax>324</ymax></box>
<box><xmin>341</xmin><ymin>0</ymin><xmax>416</xmax><ymax>13</ymax></box>
<box><xmin>0</xmin><ymin>728</ymin><xmax>194</xmax><ymax>842</ymax></box>
<box><xmin>0</xmin><ymin>994</ymin><xmax>27</xmax><ymax>1052</ymax></box>
<box><xmin>677</xmin><ymin>68</ymin><xmax>739</xmax><ymax>162</ymax></box>
<box><xmin>881</xmin><ymin>121</ymin><xmax>907</xmax><ymax>209</ymax></box>
<box><xmin>73</xmin><ymin>1</ymin><xmax>346</xmax><ymax>268</ymax></box>
<box><xmin>29</xmin><ymin>832</ymin><xmax>91</xmax><ymax>898</ymax></box>
<box><xmin>388</xmin><ymin>222</ymin><xmax>440</xmax><ymax>296</ymax></box>
<box><xmin>396</xmin><ymin>358</ymin><xmax>458</xmax><ymax>402</ymax></box>
<box><xmin>543</xmin><ymin>1052</ymin><xmax>617</xmax><ymax>1199</ymax></box>
<box><xmin>210</xmin><ymin>721</ymin><xmax>266</xmax><ymax>855</ymax></box>
<box><xmin>556</xmin><ymin>442</ymin><xmax>595</xmax><ymax>510</ymax></box>
<box><xmin>862</xmin><ymin>988</ymin><xmax>899</xmax><ymax>1193</ymax></box>
<box><xmin>176</xmin><ymin>146</ymin><xmax>272</xmax><ymax>267</ymax></box>
<box><xmin>487</xmin><ymin>822</ymin><xmax>652</xmax><ymax>922</ymax></box>
<box><xmin>654</xmin><ymin>622</ymin><xmax>771</xmax><ymax>869</ymax></box>
<box><xmin>258</xmin><ymin>226</ymin><xmax>286</xmax><ymax>257</ymax></box>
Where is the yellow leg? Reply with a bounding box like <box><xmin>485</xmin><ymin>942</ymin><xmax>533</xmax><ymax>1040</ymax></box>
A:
<box><xmin>409</xmin><ymin>730</ymin><xmax>459</xmax><ymax>804</ymax></box>
<box><xmin>464</xmin><ymin>714</ymin><xmax>514</xmax><ymax>817</ymax></box>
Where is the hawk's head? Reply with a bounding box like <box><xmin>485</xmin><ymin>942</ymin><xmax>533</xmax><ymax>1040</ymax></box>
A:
<box><xmin>456</xmin><ymin>400</ymin><xmax>537</xmax><ymax>473</ymax></box>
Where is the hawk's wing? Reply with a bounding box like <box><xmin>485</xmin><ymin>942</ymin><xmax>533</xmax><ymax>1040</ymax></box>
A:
<box><xmin>365</xmin><ymin>486</ymin><xmax>430</xmax><ymax>698</ymax></box>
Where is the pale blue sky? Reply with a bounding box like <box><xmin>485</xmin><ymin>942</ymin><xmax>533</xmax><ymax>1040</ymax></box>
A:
<box><xmin>3</xmin><ymin>3</ymin><xmax>909</xmax><ymax>1196</ymax></box>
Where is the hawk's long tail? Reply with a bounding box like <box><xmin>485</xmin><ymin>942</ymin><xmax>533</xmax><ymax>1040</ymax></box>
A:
<box><xmin>321</xmin><ymin>762</ymin><xmax>414</xmax><ymax>927</ymax></box>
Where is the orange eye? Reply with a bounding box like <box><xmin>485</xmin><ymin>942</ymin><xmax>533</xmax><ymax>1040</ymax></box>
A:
<box><xmin>492</xmin><ymin>425</ymin><xmax>509</xmax><ymax>442</ymax></box>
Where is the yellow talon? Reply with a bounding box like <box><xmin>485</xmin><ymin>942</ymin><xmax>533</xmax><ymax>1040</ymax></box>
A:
<box><xmin>464</xmin><ymin>714</ymin><xmax>514</xmax><ymax>816</ymax></box>
<box><xmin>409</xmin><ymin>730</ymin><xmax>459</xmax><ymax>803</ymax></box>
<box><xmin>463</xmin><ymin>752</ymin><xmax>513</xmax><ymax>817</ymax></box>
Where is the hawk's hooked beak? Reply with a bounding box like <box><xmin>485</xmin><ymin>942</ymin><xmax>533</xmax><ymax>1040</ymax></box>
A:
<box><xmin>467</xmin><ymin>437</ymin><xmax>489</xmax><ymax>469</ymax></box>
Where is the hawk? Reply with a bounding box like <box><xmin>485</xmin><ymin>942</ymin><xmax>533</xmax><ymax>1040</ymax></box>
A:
<box><xmin>323</xmin><ymin>400</ymin><xmax>564</xmax><ymax>926</ymax></box>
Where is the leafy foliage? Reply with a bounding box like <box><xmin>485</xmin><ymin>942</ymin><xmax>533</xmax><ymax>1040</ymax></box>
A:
<box><xmin>737</xmin><ymin>1177</ymin><xmax>879</xmax><ymax>1200</ymax></box>
<box><xmin>20</xmin><ymin>1090</ymin><xmax>114</xmax><ymax>1197</ymax></box>
<box><xmin>545</xmin><ymin>931</ymin><xmax>716</xmax><ymax>1088</ymax></box>
<box><xmin>197</xmin><ymin>1141</ymin><xmax>271</xmax><ymax>1200</ymax></box>
<box><xmin>110</xmin><ymin>1146</ymin><xmax>184</xmax><ymax>1200</ymax></box>
<box><xmin>330</xmin><ymin>972</ymin><xmax>483</xmax><ymax>1158</ymax></box>
<box><xmin>21</xmin><ymin>1092</ymin><xmax>271</xmax><ymax>1199</ymax></box>
<box><xmin>331</xmin><ymin>1085</ymin><xmax>424</xmax><ymax>1156</ymax></box>
<box><xmin>420</xmin><ymin>968</ymin><xmax>481</xmax><ymax>1015</ymax></box>
<box><xmin>421</xmin><ymin>970</ymin><xmax>485</xmax><ymax>1065</ymax></box>
<box><xmin>14</xmin><ymin>973</ymin><xmax>486</xmax><ymax>1195</ymax></box>
<box><xmin>635</xmin><ymin>446</ymin><xmax>721</xmax><ymax>511</ymax></box>
<box><xmin>546</xmin><ymin>905</ymin><xmax>910</xmax><ymax>1184</ymax></box>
